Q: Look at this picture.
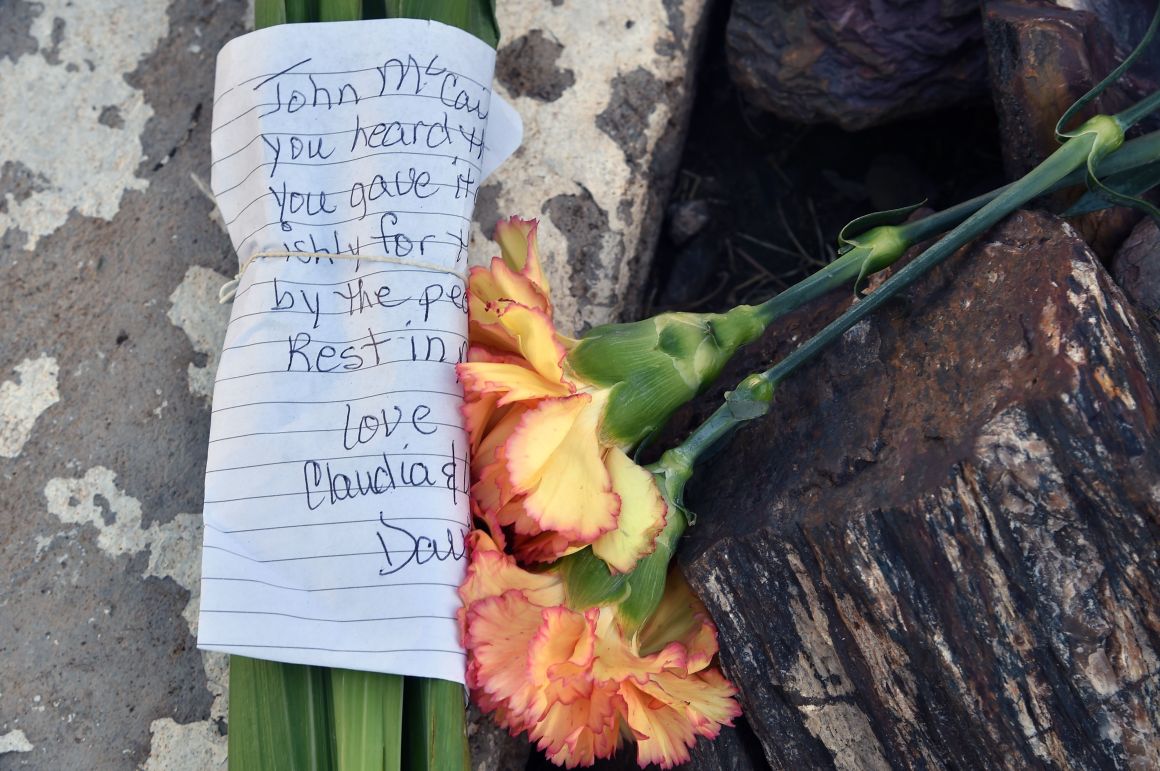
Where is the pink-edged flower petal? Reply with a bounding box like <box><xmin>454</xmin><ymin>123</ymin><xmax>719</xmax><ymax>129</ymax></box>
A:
<box><xmin>591</xmin><ymin>448</ymin><xmax>667</xmax><ymax>573</ymax></box>
<box><xmin>503</xmin><ymin>393</ymin><xmax>618</xmax><ymax>543</ymax></box>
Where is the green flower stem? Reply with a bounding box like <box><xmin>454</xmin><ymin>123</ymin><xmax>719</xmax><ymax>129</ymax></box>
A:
<box><xmin>403</xmin><ymin>677</ymin><xmax>470</xmax><ymax>771</ymax></box>
<box><xmin>676</xmin><ymin>113</ymin><xmax>1150</xmax><ymax>471</ymax></box>
<box><xmin>753</xmin><ymin>245</ymin><xmax>868</xmax><ymax>326</ymax></box>
<box><xmin>228</xmin><ymin>657</ymin><xmax>336</xmax><ymax>771</ymax></box>
<box><xmin>331</xmin><ymin>670</ymin><xmax>404</xmax><ymax>771</ymax></box>
<box><xmin>317</xmin><ymin>0</ymin><xmax>362</xmax><ymax>20</ymax></box>
<box><xmin>256</xmin><ymin>0</ymin><xmax>500</xmax><ymax>48</ymax></box>
<box><xmin>767</xmin><ymin>133</ymin><xmax>1103</xmax><ymax>381</ymax></box>
<box><xmin>905</xmin><ymin>130</ymin><xmax>1160</xmax><ymax>242</ymax></box>
<box><xmin>751</xmin><ymin>129</ymin><xmax>1160</xmax><ymax>330</ymax></box>
<box><xmin>254</xmin><ymin>0</ymin><xmax>287</xmax><ymax>28</ymax></box>
<box><xmin>1117</xmin><ymin>90</ymin><xmax>1160</xmax><ymax>130</ymax></box>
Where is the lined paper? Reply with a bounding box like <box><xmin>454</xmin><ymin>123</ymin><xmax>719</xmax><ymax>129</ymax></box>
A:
<box><xmin>198</xmin><ymin>19</ymin><xmax>521</xmax><ymax>683</ymax></box>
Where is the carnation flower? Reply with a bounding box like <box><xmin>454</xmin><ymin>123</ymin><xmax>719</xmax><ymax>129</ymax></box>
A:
<box><xmin>459</xmin><ymin>530</ymin><xmax>740</xmax><ymax>769</ymax></box>
<box><xmin>458</xmin><ymin>217</ymin><xmax>767</xmax><ymax>572</ymax></box>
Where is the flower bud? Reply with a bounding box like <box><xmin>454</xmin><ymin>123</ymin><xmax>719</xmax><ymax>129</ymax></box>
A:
<box><xmin>565</xmin><ymin>305</ymin><xmax>767</xmax><ymax>447</ymax></box>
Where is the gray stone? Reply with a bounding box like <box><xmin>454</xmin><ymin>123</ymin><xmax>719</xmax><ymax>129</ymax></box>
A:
<box><xmin>1113</xmin><ymin>216</ymin><xmax>1160</xmax><ymax>327</ymax></box>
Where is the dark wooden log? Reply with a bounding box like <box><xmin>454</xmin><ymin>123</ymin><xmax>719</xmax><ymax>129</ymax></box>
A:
<box><xmin>678</xmin><ymin>210</ymin><xmax>1160</xmax><ymax>769</ymax></box>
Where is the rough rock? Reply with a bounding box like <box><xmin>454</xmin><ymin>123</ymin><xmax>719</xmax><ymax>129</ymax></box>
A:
<box><xmin>983</xmin><ymin>0</ymin><xmax>1157</xmax><ymax>258</ymax></box>
<box><xmin>677</xmin><ymin>210</ymin><xmax>1160</xmax><ymax>769</ymax></box>
<box><xmin>689</xmin><ymin>718</ymin><xmax>766</xmax><ymax>771</ymax></box>
<box><xmin>468</xmin><ymin>702</ymin><xmax>528</xmax><ymax>771</ymax></box>
<box><xmin>983</xmin><ymin>0</ymin><xmax>1158</xmax><ymax>176</ymax></box>
<box><xmin>725</xmin><ymin>0</ymin><xmax>987</xmax><ymax>131</ymax></box>
<box><xmin>1113</xmin><ymin>216</ymin><xmax>1160</xmax><ymax>329</ymax></box>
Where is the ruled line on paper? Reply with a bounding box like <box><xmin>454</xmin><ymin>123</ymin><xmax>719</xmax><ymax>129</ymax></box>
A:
<box><xmin>229</xmin><ymin>266</ymin><xmax>466</xmax><ymax>299</ymax></box>
<box><xmin>208</xmin><ymin>420</ymin><xmax>463</xmax><ymax>444</ymax></box>
<box><xmin>198</xmin><ymin>643</ymin><xmax>468</xmax><ymax>656</ymax></box>
<box><xmin>212</xmin><ymin>55</ymin><xmax>490</xmax><ymax>107</ymax></box>
<box><xmin>204</xmin><ymin>515</ymin><xmax>467</xmax><ymax>534</ymax></box>
<box><xmin>201</xmin><ymin>575</ymin><xmax>459</xmax><ymax>591</ymax></box>
<box><xmin>203</xmin><ymin>484</ymin><xmax>465</xmax><ymax>506</ymax></box>
<box><xmin>203</xmin><ymin>543</ymin><xmax>423</xmax><ymax>564</ymax></box>
<box><xmin>206</xmin><ymin>448</ymin><xmax>462</xmax><ymax>474</ymax></box>
<box><xmin>197</xmin><ymin>17</ymin><xmax>522</xmax><ymax>683</ymax></box>
<box><xmin>221</xmin><ymin>326</ymin><xmax>466</xmax><ymax>353</ymax></box>
<box><xmin>210</xmin><ymin>387</ymin><xmax>463</xmax><ymax>414</ymax></box>
<box><xmin>213</xmin><ymin>355</ymin><xmax>457</xmax><ymax>384</ymax></box>
<box><xmin>213</xmin><ymin>149</ymin><xmax>483</xmax><ymax>199</ymax></box>
<box><xmin>200</xmin><ymin>609</ymin><xmax>458</xmax><ymax>623</ymax></box>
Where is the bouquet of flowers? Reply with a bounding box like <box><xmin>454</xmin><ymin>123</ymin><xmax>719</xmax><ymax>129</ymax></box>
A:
<box><xmin>200</xmin><ymin>1</ymin><xmax>1160</xmax><ymax>768</ymax></box>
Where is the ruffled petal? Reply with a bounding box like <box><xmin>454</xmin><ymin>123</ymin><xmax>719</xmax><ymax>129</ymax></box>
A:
<box><xmin>493</xmin><ymin>304</ymin><xmax>568</xmax><ymax>385</ymax></box>
<box><xmin>525</xmin><ymin>607</ymin><xmax>596</xmax><ymax>718</ymax></box>
<box><xmin>461</xmin><ymin>390</ymin><xmax>501</xmax><ymax>451</ymax></box>
<box><xmin>495</xmin><ymin>216</ymin><xmax>548</xmax><ymax>293</ymax></box>
<box><xmin>463</xmin><ymin>590</ymin><xmax>546</xmax><ymax>731</ymax></box>
<box><xmin>504</xmin><ymin>394</ymin><xmax>618</xmax><ymax>542</ymax></box>
<box><xmin>533</xmin><ymin>682</ymin><xmax>623</xmax><ymax>767</ymax></box>
<box><xmin>459</xmin><ymin>530</ymin><xmax>565</xmax><ymax>608</ymax></box>
<box><xmin>460</xmin><ymin>361</ymin><xmax>572</xmax><ymax>406</ymax></box>
<box><xmin>619</xmin><ymin>682</ymin><xmax>696</xmax><ymax>770</ymax></box>
<box><xmin>591</xmin><ymin>448</ymin><xmax>668</xmax><ymax>573</ymax></box>
<box><xmin>512</xmin><ymin>529</ymin><xmax>586</xmax><ymax>564</ymax></box>
<box><xmin>470</xmin><ymin>254</ymin><xmax>551</xmax><ymax>314</ymax></box>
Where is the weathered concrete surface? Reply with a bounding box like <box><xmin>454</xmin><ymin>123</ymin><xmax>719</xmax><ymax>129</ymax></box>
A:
<box><xmin>472</xmin><ymin>0</ymin><xmax>712</xmax><ymax>333</ymax></box>
<box><xmin>0</xmin><ymin>1</ymin><xmax>706</xmax><ymax>769</ymax></box>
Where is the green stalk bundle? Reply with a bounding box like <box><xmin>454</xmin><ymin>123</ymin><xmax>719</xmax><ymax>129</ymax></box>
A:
<box><xmin>228</xmin><ymin>2</ymin><xmax>497</xmax><ymax>769</ymax></box>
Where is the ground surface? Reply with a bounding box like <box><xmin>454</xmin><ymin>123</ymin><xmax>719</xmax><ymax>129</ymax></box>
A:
<box><xmin>0</xmin><ymin>0</ymin><xmax>709</xmax><ymax>767</ymax></box>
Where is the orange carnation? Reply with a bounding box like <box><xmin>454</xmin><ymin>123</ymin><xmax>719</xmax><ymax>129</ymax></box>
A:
<box><xmin>458</xmin><ymin>218</ymin><xmax>669</xmax><ymax>571</ymax></box>
<box><xmin>459</xmin><ymin>530</ymin><xmax>740</xmax><ymax>769</ymax></box>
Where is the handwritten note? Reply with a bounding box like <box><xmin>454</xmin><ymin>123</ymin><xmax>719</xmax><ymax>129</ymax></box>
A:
<box><xmin>198</xmin><ymin>19</ymin><xmax>520</xmax><ymax>683</ymax></box>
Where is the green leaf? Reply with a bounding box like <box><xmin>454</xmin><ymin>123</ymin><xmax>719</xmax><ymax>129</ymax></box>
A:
<box><xmin>1063</xmin><ymin>161</ymin><xmax>1160</xmax><ymax>217</ymax></box>
<box><xmin>403</xmin><ymin>678</ymin><xmax>470</xmax><ymax>771</ymax></box>
<box><xmin>318</xmin><ymin>0</ymin><xmax>363</xmax><ymax>21</ymax></box>
<box><xmin>837</xmin><ymin>201</ymin><xmax>925</xmax><ymax>251</ymax></box>
<box><xmin>228</xmin><ymin>656</ymin><xmax>336</xmax><ymax>771</ymax></box>
<box><xmin>285</xmin><ymin>0</ymin><xmax>317</xmax><ymax>22</ymax></box>
<box><xmin>558</xmin><ymin>546</ymin><xmax>631</xmax><ymax>609</ymax></box>
<box><xmin>617</xmin><ymin>508</ymin><xmax>687</xmax><ymax>631</ymax></box>
<box><xmin>254</xmin><ymin>0</ymin><xmax>287</xmax><ymax>29</ymax></box>
<box><xmin>385</xmin><ymin>0</ymin><xmax>500</xmax><ymax>47</ymax></box>
<box><xmin>331</xmin><ymin>669</ymin><xmax>404</xmax><ymax>771</ymax></box>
